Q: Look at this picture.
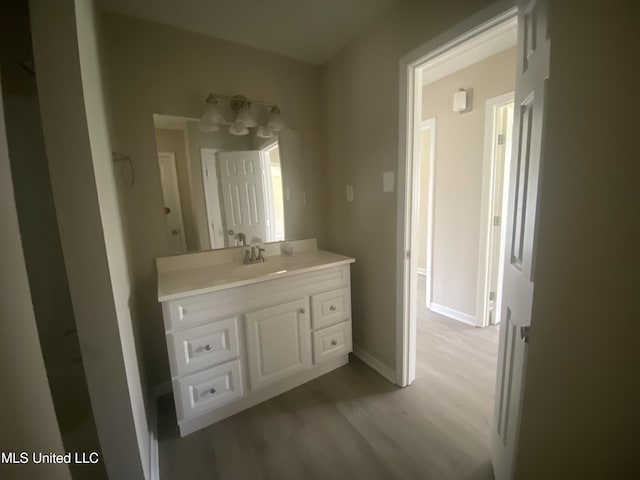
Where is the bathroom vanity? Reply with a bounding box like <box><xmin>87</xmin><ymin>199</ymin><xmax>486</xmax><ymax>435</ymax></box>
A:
<box><xmin>157</xmin><ymin>239</ymin><xmax>355</xmax><ymax>436</ymax></box>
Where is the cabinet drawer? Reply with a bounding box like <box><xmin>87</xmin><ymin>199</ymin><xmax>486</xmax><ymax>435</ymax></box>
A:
<box><xmin>167</xmin><ymin>317</ymin><xmax>240</xmax><ymax>377</ymax></box>
<box><xmin>311</xmin><ymin>287</ymin><xmax>351</xmax><ymax>329</ymax></box>
<box><xmin>312</xmin><ymin>321</ymin><xmax>352</xmax><ymax>364</ymax></box>
<box><xmin>174</xmin><ymin>359</ymin><xmax>243</xmax><ymax>421</ymax></box>
<box><xmin>162</xmin><ymin>265</ymin><xmax>351</xmax><ymax>331</ymax></box>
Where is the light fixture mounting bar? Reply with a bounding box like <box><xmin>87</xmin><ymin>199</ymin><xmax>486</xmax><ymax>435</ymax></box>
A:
<box><xmin>207</xmin><ymin>92</ymin><xmax>277</xmax><ymax>109</ymax></box>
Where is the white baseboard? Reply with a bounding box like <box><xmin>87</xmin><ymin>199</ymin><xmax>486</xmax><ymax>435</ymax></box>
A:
<box><xmin>352</xmin><ymin>344</ymin><xmax>397</xmax><ymax>385</ymax></box>
<box><xmin>148</xmin><ymin>383</ymin><xmax>171</xmax><ymax>480</ymax></box>
<box><xmin>429</xmin><ymin>302</ymin><xmax>477</xmax><ymax>326</ymax></box>
<box><xmin>416</xmin><ymin>268</ymin><xmax>427</xmax><ymax>276</ymax></box>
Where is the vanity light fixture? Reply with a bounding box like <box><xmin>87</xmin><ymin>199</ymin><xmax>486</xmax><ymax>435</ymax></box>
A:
<box><xmin>229</xmin><ymin>122</ymin><xmax>250</xmax><ymax>136</ymax></box>
<box><xmin>198</xmin><ymin>94</ymin><xmax>225</xmax><ymax>132</ymax></box>
<box><xmin>234</xmin><ymin>102</ymin><xmax>257</xmax><ymax>128</ymax></box>
<box><xmin>266</xmin><ymin>106</ymin><xmax>285</xmax><ymax>132</ymax></box>
<box><xmin>199</xmin><ymin>93</ymin><xmax>286</xmax><ymax>136</ymax></box>
<box><xmin>256</xmin><ymin>125</ymin><xmax>275</xmax><ymax>139</ymax></box>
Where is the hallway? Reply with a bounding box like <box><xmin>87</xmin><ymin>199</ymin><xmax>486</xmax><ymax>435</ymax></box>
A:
<box><xmin>158</xmin><ymin>278</ymin><xmax>499</xmax><ymax>479</ymax></box>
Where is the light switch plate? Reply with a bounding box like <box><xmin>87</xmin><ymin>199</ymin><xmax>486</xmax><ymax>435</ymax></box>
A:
<box><xmin>346</xmin><ymin>185</ymin><xmax>354</xmax><ymax>202</ymax></box>
<box><xmin>383</xmin><ymin>171</ymin><xmax>394</xmax><ymax>193</ymax></box>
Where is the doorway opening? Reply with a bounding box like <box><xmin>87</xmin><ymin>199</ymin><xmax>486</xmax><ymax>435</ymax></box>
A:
<box><xmin>260</xmin><ymin>140</ymin><xmax>286</xmax><ymax>242</ymax></box>
<box><xmin>401</xmin><ymin>8</ymin><xmax>518</xmax><ymax>378</ymax></box>
<box><xmin>397</xmin><ymin>2</ymin><xmax>550</xmax><ymax>478</ymax></box>
<box><xmin>478</xmin><ymin>94</ymin><xmax>514</xmax><ymax>327</ymax></box>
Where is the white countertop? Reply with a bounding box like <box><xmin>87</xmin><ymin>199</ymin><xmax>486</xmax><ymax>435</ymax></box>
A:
<box><xmin>158</xmin><ymin>249</ymin><xmax>355</xmax><ymax>302</ymax></box>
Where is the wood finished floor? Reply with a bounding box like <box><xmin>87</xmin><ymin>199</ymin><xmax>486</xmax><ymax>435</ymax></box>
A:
<box><xmin>158</xmin><ymin>278</ymin><xmax>500</xmax><ymax>480</ymax></box>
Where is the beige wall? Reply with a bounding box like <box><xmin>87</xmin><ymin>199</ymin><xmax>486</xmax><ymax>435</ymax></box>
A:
<box><xmin>323</xmin><ymin>0</ymin><xmax>496</xmax><ymax>369</ymax></box>
<box><xmin>99</xmin><ymin>12</ymin><xmax>328</xmax><ymax>386</ymax></box>
<box><xmin>31</xmin><ymin>0</ymin><xmax>150</xmax><ymax>478</ymax></box>
<box><xmin>0</xmin><ymin>72</ymin><xmax>72</xmax><ymax>480</ymax></box>
<box><xmin>515</xmin><ymin>1</ymin><xmax>639</xmax><ymax>477</ymax></box>
<box><xmin>154</xmin><ymin>128</ymin><xmax>199</xmax><ymax>250</ymax></box>
<box><xmin>422</xmin><ymin>48</ymin><xmax>515</xmax><ymax>317</ymax></box>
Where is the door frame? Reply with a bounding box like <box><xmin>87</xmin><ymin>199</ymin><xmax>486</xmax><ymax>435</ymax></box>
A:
<box><xmin>200</xmin><ymin>147</ymin><xmax>223</xmax><ymax>249</ymax></box>
<box><xmin>418</xmin><ymin>118</ymin><xmax>437</xmax><ymax>310</ymax></box>
<box><xmin>396</xmin><ymin>1</ymin><xmax>518</xmax><ymax>387</ymax></box>
<box><xmin>259</xmin><ymin>138</ymin><xmax>281</xmax><ymax>242</ymax></box>
<box><xmin>476</xmin><ymin>92</ymin><xmax>515</xmax><ymax>328</ymax></box>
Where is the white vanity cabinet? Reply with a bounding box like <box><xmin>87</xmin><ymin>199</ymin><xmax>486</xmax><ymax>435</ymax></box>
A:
<box><xmin>157</xmin><ymin>243</ymin><xmax>355</xmax><ymax>437</ymax></box>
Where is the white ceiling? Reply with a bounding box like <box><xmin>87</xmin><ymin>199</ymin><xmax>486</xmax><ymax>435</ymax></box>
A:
<box><xmin>97</xmin><ymin>0</ymin><xmax>397</xmax><ymax>65</ymax></box>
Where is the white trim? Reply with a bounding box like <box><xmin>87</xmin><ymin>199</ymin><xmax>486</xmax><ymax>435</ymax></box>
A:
<box><xmin>201</xmin><ymin>148</ymin><xmax>222</xmax><ymax>249</ymax></box>
<box><xmin>396</xmin><ymin>2</ymin><xmax>518</xmax><ymax>387</ymax></box>
<box><xmin>259</xmin><ymin>140</ymin><xmax>281</xmax><ymax>243</ymax></box>
<box><xmin>429</xmin><ymin>303</ymin><xmax>477</xmax><ymax>326</ymax></box>
<box><xmin>476</xmin><ymin>92</ymin><xmax>514</xmax><ymax>328</ymax></box>
<box><xmin>420</xmin><ymin>118</ymin><xmax>437</xmax><ymax>311</ymax></box>
<box><xmin>352</xmin><ymin>345</ymin><xmax>396</xmax><ymax>384</ymax></box>
<box><xmin>420</xmin><ymin>17</ymin><xmax>517</xmax><ymax>86</ymax></box>
<box><xmin>416</xmin><ymin>268</ymin><xmax>427</xmax><ymax>277</ymax></box>
<box><xmin>148</xmin><ymin>383</ymin><xmax>171</xmax><ymax>480</ymax></box>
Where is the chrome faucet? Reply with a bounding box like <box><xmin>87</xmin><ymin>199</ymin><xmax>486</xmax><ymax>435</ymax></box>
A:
<box><xmin>243</xmin><ymin>245</ymin><xmax>266</xmax><ymax>265</ymax></box>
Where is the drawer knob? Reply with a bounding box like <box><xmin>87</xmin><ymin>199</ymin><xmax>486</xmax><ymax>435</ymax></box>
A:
<box><xmin>209</xmin><ymin>388</ymin><xmax>216</xmax><ymax>394</ymax></box>
<box><xmin>299</xmin><ymin>308</ymin><xmax>306</xmax><ymax>314</ymax></box>
<box><xmin>330</xmin><ymin>305</ymin><xmax>336</xmax><ymax>311</ymax></box>
<box><xmin>331</xmin><ymin>340</ymin><xmax>338</xmax><ymax>346</ymax></box>
<box><xmin>204</xmin><ymin>344</ymin><xmax>213</xmax><ymax>351</ymax></box>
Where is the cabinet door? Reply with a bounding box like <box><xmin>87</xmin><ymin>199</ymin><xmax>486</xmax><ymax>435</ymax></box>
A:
<box><xmin>245</xmin><ymin>297</ymin><xmax>311</xmax><ymax>390</ymax></box>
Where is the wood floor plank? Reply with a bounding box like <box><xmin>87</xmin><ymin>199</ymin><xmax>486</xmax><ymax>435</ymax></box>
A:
<box><xmin>159</xmin><ymin>276</ymin><xmax>499</xmax><ymax>479</ymax></box>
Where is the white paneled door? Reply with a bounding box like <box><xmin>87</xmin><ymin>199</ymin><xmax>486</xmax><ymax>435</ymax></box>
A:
<box><xmin>217</xmin><ymin>150</ymin><xmax>268</xmax><ymax>246</ymax></box>
<box><xmin>492</xmin><ymin>0</ymin><xmax>549</xmax><ymax>478</ymax></box>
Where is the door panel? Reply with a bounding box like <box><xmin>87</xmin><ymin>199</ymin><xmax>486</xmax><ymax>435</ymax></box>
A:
<box><xmin>492</xmin><ymin>1</ymin><xmax>549</xmax><ymax>478</ymax></box>
<box><xmin>245</xmin><ymin>297</ymin><xmax>312</xmax><ymax>391</ymax></box>
<box><xmin>217</xmin><ymin>151</ymin><xmax>268</xmax><ymax>245</ymax></box>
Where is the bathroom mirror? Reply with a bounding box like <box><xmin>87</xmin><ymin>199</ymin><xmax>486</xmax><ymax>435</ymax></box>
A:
<box><xmin>153</xmin><ymin>114</ymin><xmax>306</xmax><ymax>254</ymax></box>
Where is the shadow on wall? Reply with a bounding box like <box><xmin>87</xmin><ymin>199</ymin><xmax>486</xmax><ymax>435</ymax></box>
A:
<box><xmin>0</xmin><ymin>3</ymin><xmax>106</xmax><ymax>477</ymax></box>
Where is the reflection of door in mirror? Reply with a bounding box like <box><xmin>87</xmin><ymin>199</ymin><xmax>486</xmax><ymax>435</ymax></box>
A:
<box><xmin>158</xmin><ymin>152</ymin><xmax>187</xmax><ymax>254</ymax></box>
<box><xmin>153</xmin><ymin>113</ymin><xmax>296</xmax><ymax>253</ymax></box>
<box><xmin>217</xmin><ymin>151</ymin><xmax>268</xmax><ymax>246</ymax></box>
<box><xmin>201</xmin><ymin>148</ymin><xmax>225</xmax><ymax>249</ymax></box>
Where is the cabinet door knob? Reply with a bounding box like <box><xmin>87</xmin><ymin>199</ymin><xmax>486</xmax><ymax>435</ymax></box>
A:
<box><xmin>331</xmin><ymin>340</ymin><xmax>338</xmax><ymax>346</ymax></box>
<box><xmin>209</xmin><ymin>388</ymin><xmax>216</xmax><ymax>394</ymax></box>
<box><xmin>204</xmin><ymin>344</ymin><xmax>212</xmax><ymax>351</ymax></box>
<box><xmin>299</xmin><ymin>308</ymin><xmax>306</xmax><ymax>314</ymax></box>
<box><xmin>329</xmin><ymin>305</ymin><xmax>336</xmax><ymax>311</ymax></box>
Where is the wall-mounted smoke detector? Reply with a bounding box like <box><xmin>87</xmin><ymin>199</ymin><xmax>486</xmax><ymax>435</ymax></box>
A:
<box><xmin>453</xmin><ymin>88</ymin><xmax>468</xmax><ymax>113</ymax></box>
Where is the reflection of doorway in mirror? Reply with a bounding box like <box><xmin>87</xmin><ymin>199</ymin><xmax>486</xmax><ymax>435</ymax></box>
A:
<box><xmin>201</xmin><ymin>148</ymin><xmax>225</xmax><ymax>249</ymax></box>
<box><xmin>260</xmin><ymin>141</ymin><xmax>285</xmax><ymax>242</ymax></box>
<box><xmin>158</xmin><ymin>152</ymin><xmax>187</xmax><ymax>254</ymax></box>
